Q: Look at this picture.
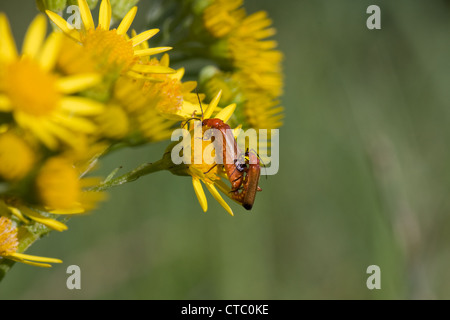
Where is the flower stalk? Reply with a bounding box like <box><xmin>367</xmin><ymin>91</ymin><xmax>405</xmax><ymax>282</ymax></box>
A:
<box><xmin>90</xmin><ymin>143</ymin><xmax>190</xmax><ymax>192</ymax></box>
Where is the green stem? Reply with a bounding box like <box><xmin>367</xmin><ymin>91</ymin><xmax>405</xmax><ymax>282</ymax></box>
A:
<box><xmin>89</xmin><ymin>159</ymin><xmax>167</xmax><ymax>192</ymax></box>
<box><xmin>90</xmin><ymin>142</ymin><xmax>190</xmax><ymax>192</ymax></box>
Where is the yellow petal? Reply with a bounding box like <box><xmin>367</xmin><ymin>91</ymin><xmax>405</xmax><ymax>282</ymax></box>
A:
<box><xmin>51</xmin><ymin>114</ymin><xmax>97</xmax><ymax>133</ymax></box>
<box><xmin>37</xmin><ymin>32</ymin><xmax>63</xmax><ymax>71</ymax></box>
<box><xmin>78</xmin><ymin>0</ymin><xmax>95</xmax><ymax>30</ymax></box>
<box><xmin>131</xmin><ymin>29</ymin><xmax>159</xmax><ymax>47</ymax></box>
<box><xmin>160</xmin><ymin>53</ymin><xmax>170</xmax><ymax>67</ymax></box>
<box><xmin>0</xmin><ymin>13</ymin><xmax>18</xmax><ymax>63</ymax></box>
<box><xmin>56</xmin><ymin>74</ymin><xmax>101</xmax><ymax>94</ymax></box>
<box><xmin>22</xmin><ymin>15</ymin><xmax>47</xmax><ymax>59</ymax></box>
<box><xmin>214</xmin><ymin>179</ymin><xmax>242</xmax><ymax>205</ymax></box>
<box><xmin>116</xmin><ymin>6</ymin><xmax>137</xmax><ymax>35</ymax></box>
<box><xmin>11</xmin><ymin>253</ymin><xmax>62</xmax><ymax>264</ymax></box>
<box><xmin>60</xmin><ymin>97</ymin><xmax>105</xmax><ymax>115</ymax></box>
<box><xmin>130</xmin><ymin>64</ymin><xmax>176</xmax><ymax>74</ymax></box>
<box><xmin>192</xmin><ymin>177</ymin><xmax>208</xmax><ymax>212</ymax></box>
<box><xmin>29</xmin><ymin>217</ymin><xmax>68</xmax><ymax>232</ymax></box>
<box><xmin>134</xmin><ymin>47</ymin><xmax>173</xmax><ymax>57</ymax></box>
<box><xmin>48</xmin><ymin>207</ymin><xmax>85</xmax><ymax>215</ymax></box>
<box><xmin>204</xmin><ymin>183</ymin><xmax>234</xmax><ymax>216</ymax></box>
<box><xmin>172</xmin><ymin>68</ymin><xmax>185</xmax><ymax>82</ymax></box>
<box><xmin>45</xmin><ymin>10</ymin><xmax>81</xmax><ymax>42</ymax></box>
<box><xmin>132</xmin><ymin>29</ymin><xmax>149</xmax><ymax>51</ymax></box>
<box><xmin>41</xmin><ymin>120</ymin><xmax>80</xmax><ymax>148</ymax></box>
<box><xmin>18</xmin><ymin>206</ymin><xmax>68</xmax><ymax>232</ymax></box>
<box><xmin>80</xmin><ymin>177</ymin><xmax>102</xmax><ymax>188</ymax></box>
<box><xmin>6</xmin><ymin>255</ymin><xmax>53</xmax><ymax>268</ymax></box>
<box><xmin>99</xmin><ymin>0</ymin><xmax>112</xmax><ymax>30</ymax></box>
<box><xmin>203</xmin><ymin>90</ymin><xmax>222</xmax><ymax>119</ymax></box>
<box><xmin>125</xmin><ymin>71</ymin><xmax>165</xmax><ymax>82</ymax></box>
<box><xmin>182</xmin><ymin>81</ymin><xmax>198</xmax><ymax>93</ymax></box>
<box><xmin>169</xmin><ymin>100</ymin><xmax>200</xmax><ymax>120</ymax></box>
<box><xmin>14</xmin><ymin>113</ymin><xmax>58</xmax><ymax>149</ymax></box>
<box><xmin>7</xmin><ymin>206</ymin><xmax>30</xmax><ymax>223</ymax></box>
<box><xmin>215</xmin><ymin>103</ymin><xmax>236</xmax><ymax>123</ymax></box>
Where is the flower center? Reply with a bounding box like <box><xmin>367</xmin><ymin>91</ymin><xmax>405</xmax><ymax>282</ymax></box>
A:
<box><xmin>157</xmin><ymin>78</ymin><xmax>183</xmax><ymax>115</ymax></box>
<box><xmin>4</xmin><ymin>59</ymin><xmax>60</xmax><ymax>117</ymax></box>
<box><xmin>82</xmin><ymin>28</ymin><xmax>136</xmax><ymax>73</ymax></box>
<box><xmin>0</xmin><ymin>217</ymin><xmax>19</xmax><ymax>256</ymax></box>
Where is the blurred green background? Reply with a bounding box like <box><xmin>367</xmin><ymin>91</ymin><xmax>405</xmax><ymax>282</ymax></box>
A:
<box><xmin>1</xmin><ymin>0</ymin><xmax>450</xmax><ymax>299</ymax></box>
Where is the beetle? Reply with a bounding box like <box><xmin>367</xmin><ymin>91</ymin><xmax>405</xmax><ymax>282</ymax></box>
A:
<box><xmin>186</xmin><ymin>93</ymin><xmax>262</xmax><ymax>210</ymax></box>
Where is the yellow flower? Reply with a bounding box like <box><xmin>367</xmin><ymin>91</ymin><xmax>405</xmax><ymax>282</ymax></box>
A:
<box><xmin>201</xmin><ymin>67</ymin><xmax>242</xmax><ymax>107</ymax></box>
<box><xmin>227</xmin><ymin>11</ymin><xmax>284</xmax><ymax>128</ymax></box>
<box><xmin>201</xmin><ymin>68</ymin><xmax>283</xmax><ymax>129</ymax></box>
<box><xmin>56</xmin><ymin>35</ymin><xmax>98</xmax><ymax>75</ymax></box>
<box><xmin>114</xmin><ymin>54</ymin><xmax>199</xmax><ymax>142</ymax></box>
<box><xmin>228</xmin><ymin>11</ymin><xmax>281</xmax><ymax>71</ymax></box>
<box><xmin>36</xmin><ymin>156</ymin><xmax>105</xmax><ymax>212</ymax></box>
<box><xmin>1</xmin><ymin>155</ymin><xmax>105</xmax><ymax>233</ymax></box>
<box><xmin>182</xmin><ymin>91</ymin><xmax>238</xmax><ymax>216</ymax></box>
<box><xmin>0</xmin><ymin>14</ymin><xmax>104</xmax><ymax>150</ymax></box>
<box><xmin>95</xmin><ymin>104</ymin><xmax>130</xmax><ymax>140</ymax></box>
<box><xmin>0</xmin><ymin>216</ymin><xmax>62</xmax><ymax>267</ymax></box>
<box><xmin>203</xmin><ymin>0</ymin><xmax>246</xmax><ymax>38</ymax></box>
<box><xmin>239</xmin><ymin>91</ymin><xmax>284</xmax><ymax>130</ymax></box>
<box><xmin>46</xmin><ymin>0</ymin><xmax>175</xmax><ymax>79</ymax></box>
<box><xmin>0</xmin><ymin>132</ymin><xmax>35</xmax><ymax>181</ymax></box>
<box><xmin>202</xmin><ymin>2</ymin><xmax>285</xmax><ymax>129</ymax></box>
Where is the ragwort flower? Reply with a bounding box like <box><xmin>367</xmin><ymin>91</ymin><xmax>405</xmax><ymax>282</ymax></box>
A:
<box><xmin>0</xmin><ymin>216</ymin><xmax>62</xmax><ymax>267</ymax></box>
<box><xmin>0</xmin><ymin>14</ymin><xmax>104</xmax><ymax>150</ymax></box>
<box><xmin>46</xmin><ymin>0</ymin><xmax>175</xmax><ymax>79</ymax></box>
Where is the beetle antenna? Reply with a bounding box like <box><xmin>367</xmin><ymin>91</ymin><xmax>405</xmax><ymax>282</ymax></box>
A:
<box><xmin>195</xmin><ymin>87</ymin><xmax>204</xmax><ymax>120</ymax></box>
<box><xmin>248</xmin><ymin>148</ymin><xmax>268</xmax><ymax>179</ymax></box>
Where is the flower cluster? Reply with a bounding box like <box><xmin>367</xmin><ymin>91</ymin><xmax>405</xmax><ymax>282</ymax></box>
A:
<box><xmin>199</xmin><ymin>0</ymin><xmax>284</xmax><ymax>130</ymax></box>
<box><xmin>0</xmin><ymin>0</ymin><xmax>196</xmax><ymax>268</ymax></box>
<box><xmin>0</xmin><ymin>0</ymin><xmax>284</xmax><ymax>271</ymax></box>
